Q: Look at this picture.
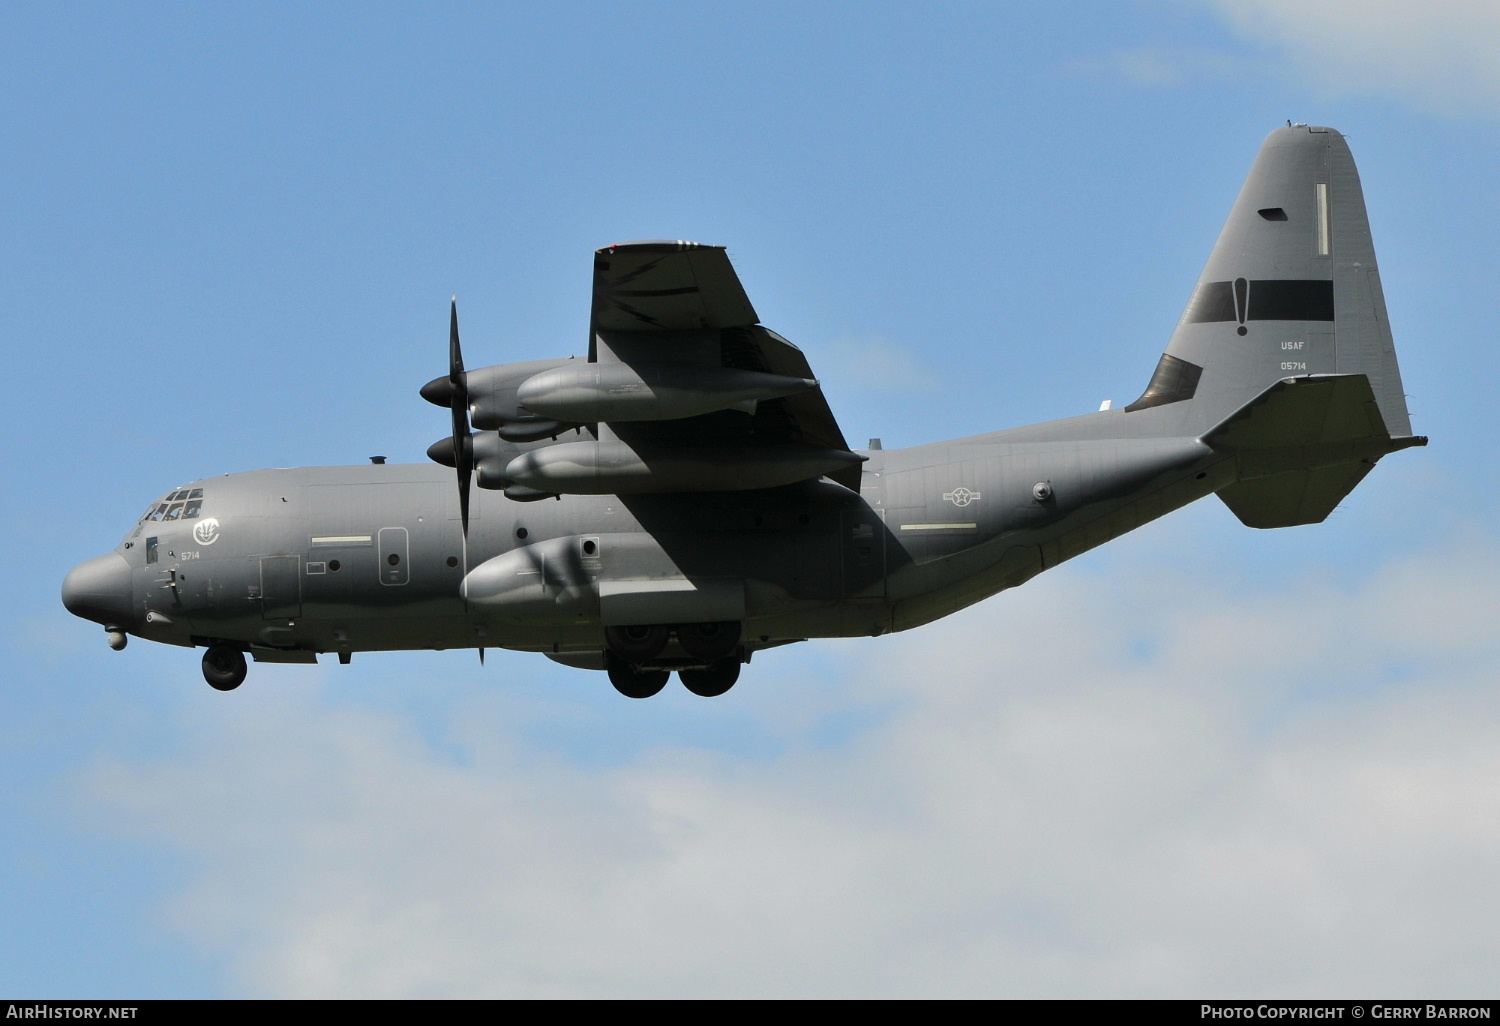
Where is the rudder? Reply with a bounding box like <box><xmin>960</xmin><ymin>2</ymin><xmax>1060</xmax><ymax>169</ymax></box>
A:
<box><xmin>1129</xmin><ymin>125</ymin><xmax>1413</xmax><ymax>438</ymax></box>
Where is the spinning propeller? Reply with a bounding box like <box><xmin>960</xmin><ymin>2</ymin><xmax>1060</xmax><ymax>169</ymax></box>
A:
<box><xmin>445</xmin><ymin>300</ymin><xmax>479</xmax><ymax>545</ymax></box>
<box><xmin>448</xmin><ymin>298</ymin><xmax>473</xmax><ymax>538</ymax></box>
<box><xmin>420</xmin><ymin>297</ymin><xmax>475</xmax><ymax>539</ymax></box>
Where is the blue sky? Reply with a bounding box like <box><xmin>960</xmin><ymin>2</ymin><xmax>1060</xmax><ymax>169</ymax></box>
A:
<box><xmin>5</xmin><ymin>1</ymin><xmax>1499</xmax><ymax>997</ymax></box>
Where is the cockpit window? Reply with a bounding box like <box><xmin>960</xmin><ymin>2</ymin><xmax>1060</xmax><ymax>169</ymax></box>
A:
<box><xmin>139</xmin><ymin>489</ymin><xmax>205</xmax><ymax>523</ymax></box>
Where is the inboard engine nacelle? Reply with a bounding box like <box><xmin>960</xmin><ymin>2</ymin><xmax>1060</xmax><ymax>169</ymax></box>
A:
<box><xmin>504</xmin><ymin>439</ymin><xmax>863</xmax><ymax>495</ymax></box>
<box><xmin>516</xmin><ymin>362</ymin><xmax>816</xmax><ymax>423</ymax></box>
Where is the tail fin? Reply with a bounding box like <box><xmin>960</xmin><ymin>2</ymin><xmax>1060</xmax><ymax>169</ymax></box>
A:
<box><xmin>1130</xmin><ymin>125</ymin><xmax>1412</xmax><ymax>436</ymax></box>
<box><xmin>1126</xmin><ymin>125</ymin><xmax>1423</xmax><ymax>527</ymax></box>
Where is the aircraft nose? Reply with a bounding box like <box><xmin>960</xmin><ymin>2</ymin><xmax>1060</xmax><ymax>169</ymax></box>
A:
<box><xmin>61</xmin><ymin>552</ymin><xmax>135</xmax><ymax>627</ymax></box>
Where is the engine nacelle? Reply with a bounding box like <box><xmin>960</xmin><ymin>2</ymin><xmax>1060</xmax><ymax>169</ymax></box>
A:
<box><xmin>516</xmin><ymin>362</ymin><xmax>816</xmax><ymax>423</ymax></box>
<box><xmin>504</xmin><ymin>439</ymin><xmax>863</xmax><ymax>495</ymax></box>
<box><xmin>427</xmin><ymin>430</ymin><xmax>588</xmax><ymax>491</ymax></box>
<box><xmin>419</xmin><ymin>357</ymin><xmax>576</xmax><ymax>427</ymax></box>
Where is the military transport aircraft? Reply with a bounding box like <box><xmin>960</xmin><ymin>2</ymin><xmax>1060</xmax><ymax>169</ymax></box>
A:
<box><xmin>62</xmin><ymin>125</ymin><xmax>1424</xmax><ymax>698</ymax></box>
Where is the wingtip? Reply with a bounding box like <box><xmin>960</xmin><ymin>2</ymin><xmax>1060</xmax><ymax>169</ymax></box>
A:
<box><xmin>596</xmin><ymin>239</ymin><xmax>720</xmax><ymax>255</ymax></box>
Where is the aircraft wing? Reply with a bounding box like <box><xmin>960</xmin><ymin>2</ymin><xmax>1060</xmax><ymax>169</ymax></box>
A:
<box><xmin>588</xmin><ymin>241</ymin><xmax>861</xmax><ymax>491</ymax></box>
<box><xmin>591</xmin><ymin>240</ymin><xmax>758</xmax><ymax>332</ymax></box>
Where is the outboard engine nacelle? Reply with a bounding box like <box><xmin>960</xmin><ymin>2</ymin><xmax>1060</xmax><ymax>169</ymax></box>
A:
<box><xmin>421</xmin><ymin>356</ymin><xmax>584</xmax><ymax>436</ymax></box>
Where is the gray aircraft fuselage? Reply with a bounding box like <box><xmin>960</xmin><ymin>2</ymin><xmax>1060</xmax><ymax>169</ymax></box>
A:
<box><xmin>62</xmin><ymin>125</ymin><xmax>1424</xmax><ymax>695</ymax></box>
<box><xmin>66</xmin><ymin>418</ymin><xmax>1220</xmax><ymax>658</ymax></box>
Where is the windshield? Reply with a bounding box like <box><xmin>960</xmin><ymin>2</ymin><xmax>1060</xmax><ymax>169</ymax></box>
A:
<box><xmin>138</xmin><ymin>487</ymin><xmax>205</xmax><ymax>523</ymax></box>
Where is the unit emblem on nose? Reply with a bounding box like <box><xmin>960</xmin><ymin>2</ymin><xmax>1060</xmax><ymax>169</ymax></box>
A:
<box><xmin>193</xmin><ymin>518</ymin><xmax>221</xmax><ymax>545</ymax></box>
<box><xmin>943</xmin><ymin>487</ymin><xmax>981</xmax><ymax>507</ymax></box>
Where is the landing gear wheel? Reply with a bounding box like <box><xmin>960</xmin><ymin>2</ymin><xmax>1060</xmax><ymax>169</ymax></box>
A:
<box><xmin>679</xmin><ymin>658</ymin><xmax>740</xmax><ymax>698</ymax></box>
<box><xmin>604</xmin><ymin>624</ymin><xmax>670</xmax><ymax>663</ymax></box>
<box><xmin>675</xmin><ymin>621</ymin><xmax>742</xmax><ymax>663</ymax></box>
<box><xmin>606</xmin><ymin>653</ymin><xmax>669</xmax><ymax>699</ymax></box>
<box><xmin>202</xmin><ymin>644</ymin><xmax>247</xmax><ymax>692</ymax></box>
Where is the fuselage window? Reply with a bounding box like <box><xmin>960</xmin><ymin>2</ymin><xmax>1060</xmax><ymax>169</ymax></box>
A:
<box><xmin>146</xmin><ymin>537</ymin><xmax>158</xmax><ymax>565</ymax></box>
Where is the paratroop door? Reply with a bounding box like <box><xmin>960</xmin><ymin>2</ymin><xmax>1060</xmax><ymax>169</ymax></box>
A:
<box><xmin>260</xmin><ymin>555</ymin><xmax>302</xmax><ymax>619</ymax></box>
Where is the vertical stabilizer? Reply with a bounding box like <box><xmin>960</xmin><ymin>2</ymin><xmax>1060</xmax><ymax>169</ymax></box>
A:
<box><xmin>1130</xmin><ymin>126</ymin><xmax>1412</xmax><ymax>438</ymax></box>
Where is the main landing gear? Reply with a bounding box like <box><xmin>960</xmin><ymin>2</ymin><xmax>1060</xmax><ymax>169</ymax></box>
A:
<box><xmin>605</xmin><ymin>653</ymin><xmax>671</xmax><ymax>699</ymax></box>
<box><xmin>604</xmin><ymin>621</ymin><xmax>745</xmax><ymax>699</ymax></box>
<box><xmin>606</xmin><ymin>653</ymin><xmax>741</xmax><ymax>699</ymax></box>
<box><xmin>678</xmin><ymin>660</ymin><xmax>740</xmax><ymax>697</ymax></box>
<box><xmin>202</xmin><ymin>644</ymin><xmax>248</xmax><ymax>691</ymax></box>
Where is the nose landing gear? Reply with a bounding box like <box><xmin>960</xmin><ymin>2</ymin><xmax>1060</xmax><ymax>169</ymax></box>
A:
<box><xmin>202</xmin><ymin>644</ymin><xmax>248</xmax><ymax>691</ymax></box>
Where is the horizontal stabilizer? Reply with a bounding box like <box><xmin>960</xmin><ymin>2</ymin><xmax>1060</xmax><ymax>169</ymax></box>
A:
<box><xmin>1217</xmin><ymin>462</ymin><xmax>1375</xmax><ymax>529</ymax></box>
<box><xmin>1204</xmin><ymin>373</ymin><xmax>1426</xmax><ymax>527</ymax></box>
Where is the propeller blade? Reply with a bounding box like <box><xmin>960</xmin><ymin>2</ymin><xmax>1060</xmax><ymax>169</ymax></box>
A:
<box><xmin>448</xmin><ymin>298</ymin><xmax>472</xmax><ymax>537</ymax></box>
<box><xmin>449</xmin><ymin>296</ymin><xmax>465</xmax><ymax>384</ymax></box>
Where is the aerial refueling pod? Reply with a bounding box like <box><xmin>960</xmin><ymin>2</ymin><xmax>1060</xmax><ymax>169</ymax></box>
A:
<box><xmin>503</xmin><ymin>439</ymin><xmax>865</xmax><ymax>495</ymax></box>
<box><xmin>515</xmin><ymin>362</ymin><xmax>817</xmax><ymax>423</ymax></box>
<box><xmin>461</xmin><ymin>536</ymin><xmax>600</xmax><ymax>622</ymax></box>
<box><xmin>462</xmin><ymin>533</ymin><xmax>748</xmax><ymax>629</ymax></box>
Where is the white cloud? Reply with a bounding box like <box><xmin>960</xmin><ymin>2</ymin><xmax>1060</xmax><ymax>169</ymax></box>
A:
<box><xmin>82</xmin><ymin>536</ymin><xmax>1500</xmax><ymax>997</ymax></box>
<box><xmin>1064</xmin><ymin>45</ymin><xmax>1257</xmax><ymax>88</ymax></box>
<box><xmin>1202</xmin><ymin>0</ymin><xmax>1500</xmax><ymax>114</ymax></box>
<box><xmin>818</xmin><ymin>336</ymin><xmax>939</xmax><ymax>394</ymax></box>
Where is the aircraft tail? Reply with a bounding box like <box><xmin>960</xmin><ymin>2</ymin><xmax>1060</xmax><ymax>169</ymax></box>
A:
<box><xmin>1126</xmin><ymin>125</ymin><xmax>1423</xmax><ymax>527</ymax></box>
